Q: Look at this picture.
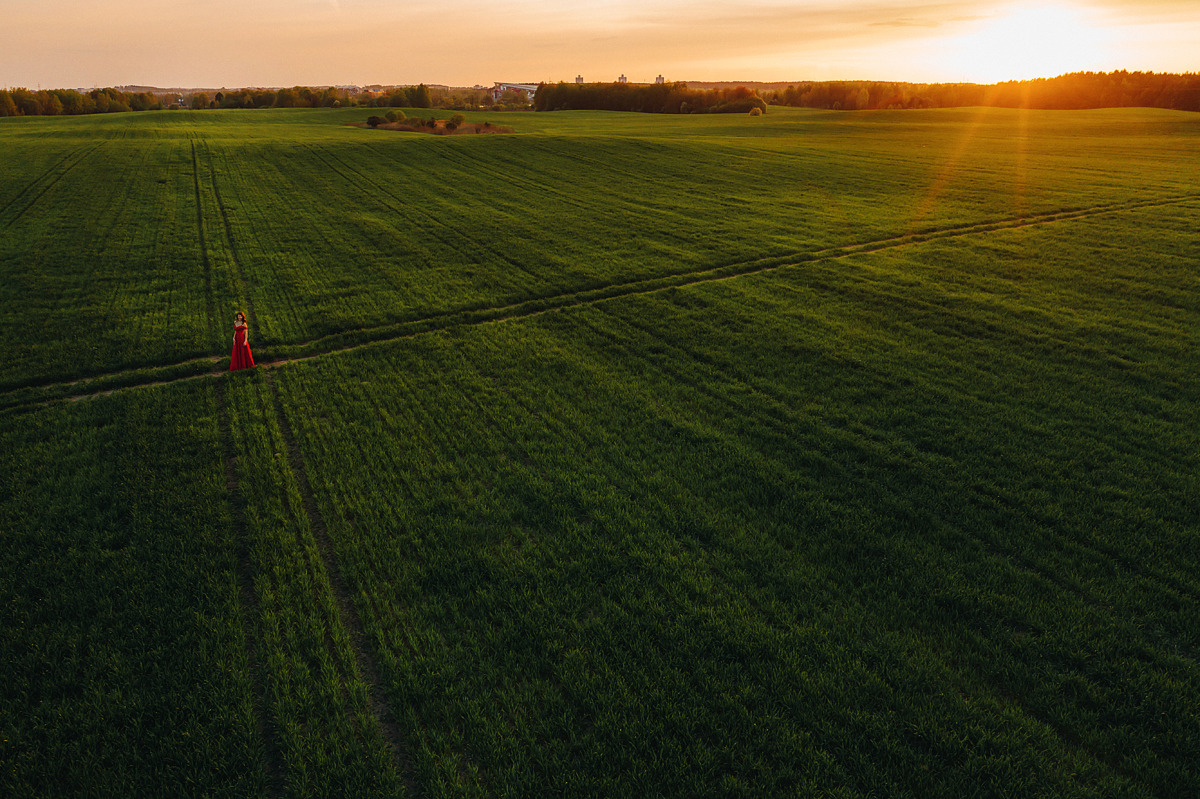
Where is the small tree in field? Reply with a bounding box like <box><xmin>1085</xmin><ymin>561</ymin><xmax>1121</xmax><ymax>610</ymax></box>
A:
<box><xmin>366</xmin><ymin>115</ymin><xmax>385</xmax><ymax>128</ymax></box>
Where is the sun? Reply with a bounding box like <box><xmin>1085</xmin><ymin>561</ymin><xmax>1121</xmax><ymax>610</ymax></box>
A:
<box><xmin>939</xmin><ymin>3</ymin><xmax>1117</xmax><ymax>83</ymax></box>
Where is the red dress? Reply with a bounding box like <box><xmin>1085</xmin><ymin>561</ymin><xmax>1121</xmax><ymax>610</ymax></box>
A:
<box><xmin>230</xmin><ymin>323</ymin><xmax>255</xmax><ymax>371</ymax></box>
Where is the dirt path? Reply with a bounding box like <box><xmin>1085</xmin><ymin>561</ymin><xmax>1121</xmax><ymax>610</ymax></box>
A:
<box><xmin>3</xmin><ymin>191</ymin><xmax>1196</xmax><ymax>412</ymax></box>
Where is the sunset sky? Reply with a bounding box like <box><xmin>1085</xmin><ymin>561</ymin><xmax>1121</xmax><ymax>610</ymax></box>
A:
<box><xmin>3</xmin><ymin>0</ymin><xmax>1197</xmax><ymax>90</ymax></box>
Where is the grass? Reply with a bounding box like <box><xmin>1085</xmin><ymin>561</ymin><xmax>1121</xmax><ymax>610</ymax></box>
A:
<box><xmin>268</xmin><ymin>211</ymin><xmax>1197</xmax><ymax>795</ymax></box>
<box><xmin>1</xmin><ymin>105</ymin><xmax>1197</xmax><ymax>797</ymax></box>
<box><xmin>0</xmin><ymin>382</ymin><xmax>266</xmax><ymax>796</ymax></box>
<box><xmin>3</xmin><ymin>106</ymin><xmax>1197</xmax><ymax>389</ymax></box>
<box><xmin>224</xmin><ymin>371</ymin><xmax>406</xmax><ymax>797</ymax></box>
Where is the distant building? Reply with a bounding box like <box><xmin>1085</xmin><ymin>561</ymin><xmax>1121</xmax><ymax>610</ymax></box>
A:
<box><xmin>618</xmin><ymin>75</ymin><xmax>627</xmax><ymax>84</ymax></box>
<box><xmin>656</xmin><ymin>75</ymin><xmax>665</xmax><ymax>84</ymax></box>
<box><xmin>492</xmin><ymin>82</ymin><xmax>539</xmax><ymax>102</ymax></box>
<box><xmin>576</xmin><ymin>75</ymin><xmax>584</xmax><ymax>84</ymax></box>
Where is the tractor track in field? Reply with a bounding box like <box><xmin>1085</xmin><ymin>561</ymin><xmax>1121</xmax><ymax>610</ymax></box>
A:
<box><xmin>0</xmin><ymin>150</ymin><xmax>79</xmax><ymax>222</ymax></box>
<box><xmin>2</xmin><ymin>190</ymin><xmax>1197</xmax><ymax>415</ymax></box>
<box><xmin>193</xmin><ymin>136</ymin><xmax>259</xmax><ymax>342</ymax></box>
<box><xmin>201</xmin><ymin>141</ymin><xmax>258</xmax><ymax>324</ymax></box>
<box><xmin>214</xmin><ymin>378</ymin><xmax>286</xmax><ymax>797</ymax></box>
<box><xmin>192</xmin><ymin>140</ymin><xmax>219</xmax><ymax>344</ymax></box>
<box><xmin>199</xmin><ymin>142</ymin><xmax>415</xmax><ymax>794</ymax></box>
<box><xmin>0</xmin><ymin>142</ymin><xmax>108</xmax><ymax>231</ymax></box>
<box><xmin>261</xmin><ymin>369</ymin><xmax>420</xmax><ymax>795</ymax></box>
<box><xmin>205</xmin><ymin>147</ymin><xmax>286</xmax><ymax>796</ymax></box>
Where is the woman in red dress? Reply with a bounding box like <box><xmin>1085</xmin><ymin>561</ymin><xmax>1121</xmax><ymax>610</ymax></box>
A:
<box><xmin>229</xmin><ymin>311</ymin><xmax>255</xmax><ymax>371</ymax></box>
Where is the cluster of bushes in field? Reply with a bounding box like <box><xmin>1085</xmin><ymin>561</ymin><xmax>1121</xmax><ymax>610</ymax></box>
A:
<box><xmin>366</xmin><ymin>110</ymin><xmax>462</xmax><ymax>129</ymax></box>
<box><xmin>533</xmin><ymin>82</ymin><xmax>768</xmax><ymax>114</ymax></box>
<box><xmin>364</xmin><ymin>111</ymin><xmax>507</xmax><ymax>134</ymax></box>
<box><xmin>767</xmin><ymin>71</ymin><xmax>1200</xmax><ymax>111</ymax></box>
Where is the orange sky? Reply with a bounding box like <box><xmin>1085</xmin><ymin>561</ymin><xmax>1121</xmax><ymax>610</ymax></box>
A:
<box><xmin>2</xmin><ymin>1</ymin><xmax>1197</xmax><ymax>89</ymax></box>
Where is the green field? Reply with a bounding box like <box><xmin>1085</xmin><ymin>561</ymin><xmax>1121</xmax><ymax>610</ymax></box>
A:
<box><xmin>1</xmin><ymin>106</ymin><xmax>1197</xmax><ymax>797</ymax></box>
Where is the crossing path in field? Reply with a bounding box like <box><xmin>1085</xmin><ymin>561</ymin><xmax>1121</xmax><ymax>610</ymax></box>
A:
<box><xmin>2</xmin><ymin>189</ymin><xmax>1197</xmax><ymax>412</ymax></box>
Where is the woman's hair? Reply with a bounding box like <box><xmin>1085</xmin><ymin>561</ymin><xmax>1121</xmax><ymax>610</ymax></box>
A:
<box><xmin>235</xmin><ymin>311</ymin><xmax>246</xmax><ymax>322</ymax></box>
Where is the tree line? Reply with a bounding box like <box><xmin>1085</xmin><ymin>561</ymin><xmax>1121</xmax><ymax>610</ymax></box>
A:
<box><xmin>0</xmin><ymin>85</ymin><xmax>383</xmax><ymax>116</ymax></box>
<box><xmin>533</xmin><ymin>82</ymin><xmax>769</xmax><ymax>114</ymax></box>
<box><xmin>0</xmin><ymin>82</ymin><xmax>528</xmax><ymax>117</ymax></box>
<box><xmin>0</xmin><ymin>87</ymin><xmax>164</xmax><ymax>116</ymax></box>
<box><xmin>7</xmin><ymin>71</ymin><xmax>1196</xmax><ymax>118</ymax></box>
<box><xmin>767</xmin><ymin>71</ymin><xmax>1200</xmax><ymax>112</ymax></box>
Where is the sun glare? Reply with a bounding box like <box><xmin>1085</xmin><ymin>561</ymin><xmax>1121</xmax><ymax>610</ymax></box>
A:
<box><xmin>940</xmin><ymin>3</ymin><xmax>1116</xmax><ymax>84</ymax></box>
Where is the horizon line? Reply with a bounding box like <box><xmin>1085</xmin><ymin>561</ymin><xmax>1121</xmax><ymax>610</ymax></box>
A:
<box><xmin>6</xmin><ymin>68</ymin><xmax>1198</xmax><ymax>94</ymax></box>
